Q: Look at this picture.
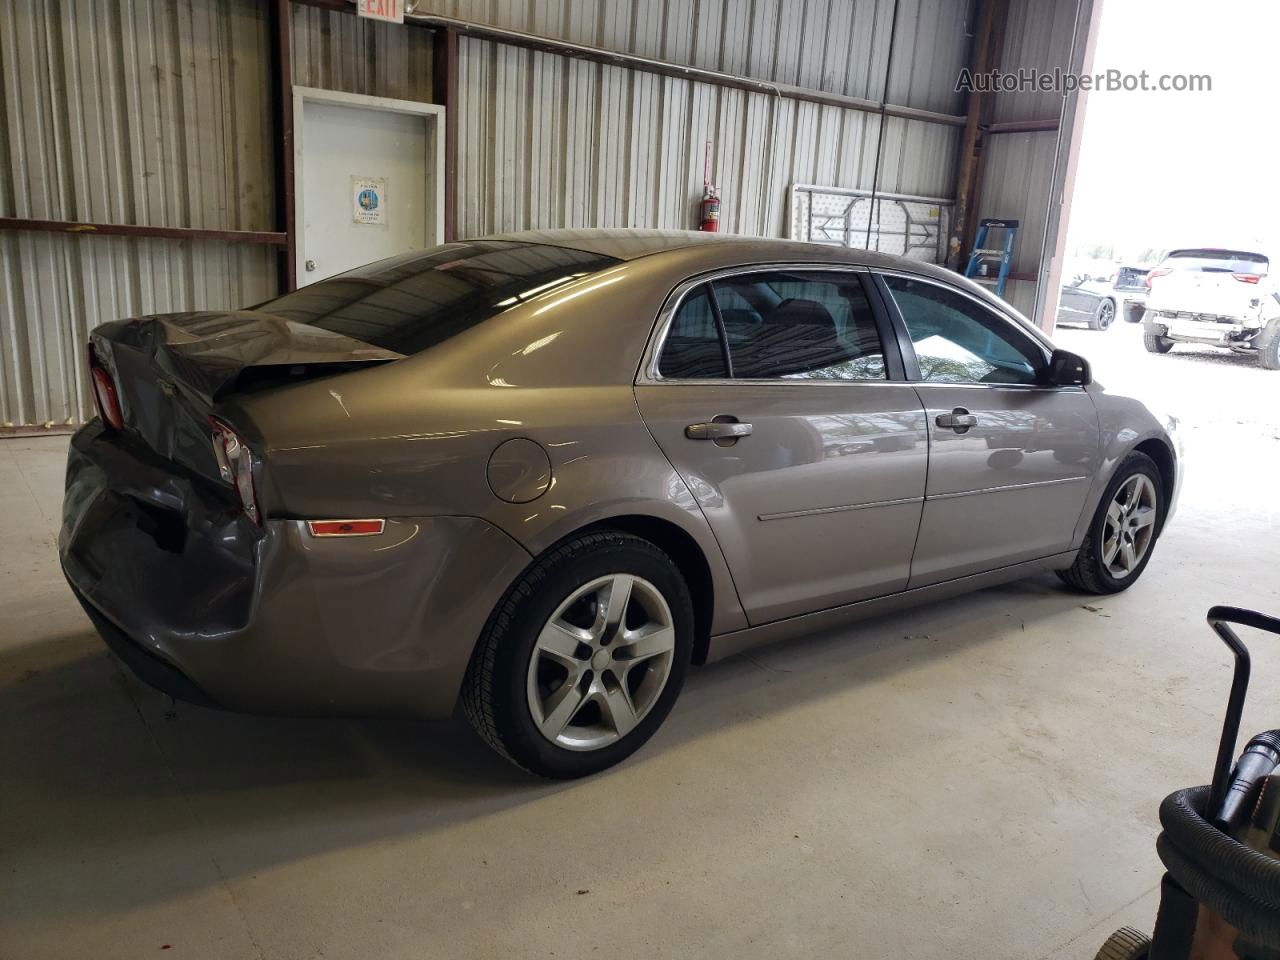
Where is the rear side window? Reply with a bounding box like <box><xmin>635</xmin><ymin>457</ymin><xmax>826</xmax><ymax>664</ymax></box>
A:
<box><xmin>883</xmin><ymin>275</ymin><xmax>1043</xmax><ymax>385</ymax></box>
<box><xmin>1164</xmin><ymin>249</ymin><xmax>1268</xmax><ymax>276</ymax></box>
<box><xmin>657</xmin><ymin>286</ymin><xmax>728</xmax><ymax>379</ymax></box>
<box><xmin>252</xmin><ymin>241</ymin><xmax>621</xmax><ymax>355</ymax></box>
<box><xmin>713</xmin><ymin>273</ymin><xmax>886</xmax><ymax>380</ymax></box>
<box><xmin>656</xmin><ymin>272</ymin><xmax>886</xmax><ymax>381</ymax></box>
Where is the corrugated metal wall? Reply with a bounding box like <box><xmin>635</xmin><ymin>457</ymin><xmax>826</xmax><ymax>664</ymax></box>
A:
<box><xmin>1</xmin><ymin>0</ymin><xmax>276</xmax><ymax>427</ymax></box>
<box><xmin>422</xmin><ymin>0</ymin><xmax>970</xmax><ymax>112</ymax></box>
<box><xmin>0</xmin><ymin>1</ymin><xmax>436</xmax><ymax>427</ymax></box>
<box><xmin>452</xmin><ymin>0</ymin><xmax>968</xmax><ymax>239</ymax></box>
<box><xmin>978</xmin><ymin>133</ymin><xmax>1052</xmax><ymax>317</ymax></box>
<box><xmin>977</xmin><ymin>0</ymin><xmax>1079</xmax><ymax>318</ymax></box>
<box><xmin>291</xmin><ymin>3</ymin><xmax>434</xmax><ymax>100</ymax></box>
<box><xmin>3</xmin><ymin>0</ymin><xmax>1083</xmax><ymax>427</ymax></box>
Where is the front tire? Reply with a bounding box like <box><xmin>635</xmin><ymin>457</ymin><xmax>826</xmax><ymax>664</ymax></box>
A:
<box><xmin>1143</xmin><ymin>332</ymin><xmax>1174</xmax><ymax>354</ymax></box>
<box><xmin>461</xmin><ymin>530</ymin><xmax>693</xmax><ymax>778</ymax></box>
<box><xmin>1057</xmin><ymin>452</ymin><xmax>1164</xmax><ymax>595</ymax></box>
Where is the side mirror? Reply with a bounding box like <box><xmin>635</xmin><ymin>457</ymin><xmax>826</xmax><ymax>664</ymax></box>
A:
<box><xmin>1046</xmin><ymin>348</ymin><xmax>1091</xmax><ymax>387</ymax></box>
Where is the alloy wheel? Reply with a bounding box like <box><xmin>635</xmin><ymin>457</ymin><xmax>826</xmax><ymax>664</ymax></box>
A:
<box><xmin>1103</xmin><ymin>474</ymin><xmax>1158</xmax><ymax>578</ymax></box>
<box><xmin>526</xmin><ymin>574</ymin><xmax>676</xmax><ymax>751</ymax></box>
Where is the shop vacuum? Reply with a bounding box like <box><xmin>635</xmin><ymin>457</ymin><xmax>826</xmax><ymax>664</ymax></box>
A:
<box><xmin>1095</xmin><ymin>607</ymin><xmax>1280</xmax><ymax>960</ymax></box>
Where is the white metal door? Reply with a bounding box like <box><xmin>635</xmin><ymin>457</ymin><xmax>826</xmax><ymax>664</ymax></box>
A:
<box><xmin>294</xmin><ymin>87</ymin><xmax>444</xmax><ymax>286</ymax></box>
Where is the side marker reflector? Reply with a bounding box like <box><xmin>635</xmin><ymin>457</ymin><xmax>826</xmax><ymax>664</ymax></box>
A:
<box><xmin>307</xmin><ymin>519</ymin><xmax>386</xmax><ymax>537</ymax></box>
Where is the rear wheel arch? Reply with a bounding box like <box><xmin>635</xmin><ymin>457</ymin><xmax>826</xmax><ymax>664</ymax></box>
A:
<box><xmin>575</xmin><ymin>515</ymin><xmax>715</xmax><ymax>665</ymax></box>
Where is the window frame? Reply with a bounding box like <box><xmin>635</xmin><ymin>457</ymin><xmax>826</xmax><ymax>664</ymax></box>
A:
<box><xmin>639</xmin><ymin>264</ymin><xmax>908</xmax><ymax>386</ymax></box>
<box><xmin>870</xmin><ymin>270</ymin><xmax>1064</xmax><ymax>390</ymax></box>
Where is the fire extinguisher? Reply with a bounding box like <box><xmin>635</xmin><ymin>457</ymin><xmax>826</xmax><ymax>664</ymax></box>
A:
<box><xmin>700</xmin><ymin>184</ymin><xmax>720</xmax><ymax>232</ymax></box>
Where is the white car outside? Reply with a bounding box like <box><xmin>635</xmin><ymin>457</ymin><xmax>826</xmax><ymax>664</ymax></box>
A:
<box><xmin>1142</xmin><ymin>247</ymin><xmax>1280</xmax><ymax>368</ymax></box>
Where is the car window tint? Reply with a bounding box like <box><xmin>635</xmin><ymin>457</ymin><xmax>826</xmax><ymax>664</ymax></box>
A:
<box><xmin>251</xmin><ymin>241</ymin><xmax>621</xmax><ymax>355</ymax></box>
<box><xmin>657</xmin><ymin>286</ymin><xmax>729</xmax><ymax>379</ymax></box>
<box><xmin>883</xmin><ymin>276</ymin><xmax>1043</xmax><ymax>385</ymax></box>
<box><xmin>712</xmin><ymin>283</ymin><xmax>768</xmax><ymax>332</ymax></box>
<box><xmin>712</xmin><ymin>273</ymin><xmax>886</xmax><ymax>380</ymax></box>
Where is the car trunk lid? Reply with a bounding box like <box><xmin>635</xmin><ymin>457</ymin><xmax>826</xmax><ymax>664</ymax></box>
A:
<box><xmin>1113</xmin><ymin>266</ymin><xmax>1149</xmax><ymax>293</ymax></box>
<box><xmin>1148</xmin><ymin>270</ymin><xmax>1259</xmax><ymax>319</ymax></box>
<box><xmin>90</xmin><ymin>311</ymin><xmax>402</xmax><ymax>481</ymax></box>
<box><xmin>1147</xmin><ymin>249</ymin><xmax>1268</xmax><ymax>320</ymax></box>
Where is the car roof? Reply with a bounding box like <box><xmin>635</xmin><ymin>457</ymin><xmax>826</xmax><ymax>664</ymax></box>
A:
<box><xmin>479</xmin><ymin>228</ymin><xmax>1052</xmax><ymax>350</ymax></box>
<box><xmin>482</xmin><ymin>227</ymin><xmax>969</xmax><ymax>281</ymax></box>
<box><xmin>484</xmin><ymin>228</ymin><xmax>759</xmax><ymax>260</ymax></box>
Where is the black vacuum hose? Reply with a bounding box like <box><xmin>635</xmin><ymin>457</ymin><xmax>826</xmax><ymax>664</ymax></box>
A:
<box><xmin>1217</xmin><ymin>730</ymin><xmax>1280</xmax><ymax>831</ymax></box>
<box><xmin>1157</xmin><ymin>785</ymin><xmax>1280</xmax><ymax>945</ymax></box>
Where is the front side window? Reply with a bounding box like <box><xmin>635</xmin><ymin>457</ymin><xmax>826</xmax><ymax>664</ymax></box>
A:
<box><xmin>883</xmin><ymin>276</ymin><xmax>1044</xmax><ymax>385</ymax></box>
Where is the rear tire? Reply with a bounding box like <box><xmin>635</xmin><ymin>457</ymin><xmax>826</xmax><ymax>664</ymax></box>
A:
<box><xmin>1257</xmin><ymin>317</ymin><xmax>1280</xmax><ymax>369</ymax></box>
<box><xmin>1143</xmin><ymin>333</ymin><xmax>1174</xmax><ymax>354</ymax></box>
<box><xmin>1093</xmin><ymin>926</ymin><xmax>1151</xmax><ymax>960</ymax></box>
<box><xmin>461</xmin><ymin>530</ymin><xmax>693</xmax><ymax>779</ymax></box>
<box><xmin>1057</xmin><ymin>451</ymin><xmax>1164</xmax><ymax>595</ymax></box>
<box><xmin>1090</xmin><ymin>299</ymin><xmax>1116</xmax><ymax>331</ymax></box>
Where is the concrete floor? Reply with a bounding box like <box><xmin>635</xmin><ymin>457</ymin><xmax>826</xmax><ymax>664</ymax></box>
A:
<box><xmin>3</xmin><ymin>322</ymin><xmax>1279</xmax><ymax>960</ymax></box>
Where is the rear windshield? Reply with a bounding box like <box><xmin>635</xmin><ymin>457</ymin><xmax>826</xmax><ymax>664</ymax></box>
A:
<box><xmin>1164</xmin><ymin>249</ymin><xmax>1269</xmax><ymax>275</ymax></box>
<box><xmin>253</xmin><ymin>241</ymin><xmax>621</xmax><ymax>354</ymax></box>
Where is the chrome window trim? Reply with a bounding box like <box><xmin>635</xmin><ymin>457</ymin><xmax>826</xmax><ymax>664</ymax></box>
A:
<box><xmin>911</xmin><ymin>380</ymin><xmax>1085</xmax><ymax>393</ymax></box>
<box><xmin>637</xmin><ymin>262</ymin><xmax>905</xmax><ymax>387</ymax></box>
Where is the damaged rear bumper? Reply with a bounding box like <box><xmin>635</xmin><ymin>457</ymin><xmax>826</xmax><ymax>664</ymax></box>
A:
<box><xmin>1144</xmin><ymin>313</ymin><xmax>1262</xmax><ymax>350</ymax></box>
<box><xmin>60</xmin><ymin>423</ymin><xmax>532</xmax><ymax>718</ymax></box>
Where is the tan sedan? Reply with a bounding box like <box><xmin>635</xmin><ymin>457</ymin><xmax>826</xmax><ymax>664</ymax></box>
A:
<box><xmin>61</xmin><ymin>230</ymin><xmax>1181</xmax><ymax>777</ymax></box>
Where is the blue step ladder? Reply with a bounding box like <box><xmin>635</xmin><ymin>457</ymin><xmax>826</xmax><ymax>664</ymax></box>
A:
<box><xmin>964</xmin><ymin>218</ymin><xmax>1019</xmax><ymax>297</ymax></box>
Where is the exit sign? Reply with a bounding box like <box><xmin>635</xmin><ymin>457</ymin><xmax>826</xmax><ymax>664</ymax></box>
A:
<box><xmin>358</xmin><ymin>0</ymin><xmax>403</xmax><ymax>23</ymax></box>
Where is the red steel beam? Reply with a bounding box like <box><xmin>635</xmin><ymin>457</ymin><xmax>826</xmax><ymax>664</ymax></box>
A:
<box><xmin>432</xmin><ymin>26</ymin><xmax>459</xmax><ymax>242</ymax></box>
<box><xmin>985</xmin><ymin>118</ymin><xmax>1060</xmax><ymax>135</ymax></box>
<box><xmin>273</xmin><ymin>0</ymin><xmax>298</xmax><ymax>289</ymax></box>
<box><xmin>0</xmin><ymin>218</ymin><xmax>287</xmax><ymax>245</ymax></box>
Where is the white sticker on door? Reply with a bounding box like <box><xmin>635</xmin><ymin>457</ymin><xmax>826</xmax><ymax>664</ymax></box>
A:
<box><xmin>352</xmin><ymin>177</ymin><xmax>387</xmax><ymax>225</ymax></box>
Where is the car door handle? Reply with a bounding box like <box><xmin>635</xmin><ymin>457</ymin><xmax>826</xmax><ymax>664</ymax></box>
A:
<box><xmin>935</xmin><ymin>408</ymin><xmax>978</xmax><ymax>432</ymax></box>
<box><xmin>686</xmin><ymin>421</ymin><xmax>753</xmax><ymax>440</ymax></box>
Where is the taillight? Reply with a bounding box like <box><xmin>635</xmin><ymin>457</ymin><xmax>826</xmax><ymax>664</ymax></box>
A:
<box><xmin>87</xmin><ymin>347</ymin><xmax>124</xmax><ymax>430</ymax></box>
<box><xmin>307</xmin><ymin>519</ymin><xmax>386</xmax><ymax>537</ymax></box>
<box><xmin>1233</xmin><ymin>273</ymin><xmax>1262</xmax><ymax>284</ymax></box>
<box><xmin>1145</xmin><ymin>268</ymin><xmax>1171</xmax><ymax>289</ymax></box>
<box><xmin>209</xmin><ymin>417</ymin><xmax>261</xmax><ymax>525</ymax></box>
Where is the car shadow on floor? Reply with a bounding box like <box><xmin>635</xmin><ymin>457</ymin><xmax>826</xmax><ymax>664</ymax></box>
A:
<box><xmin>2</xmin><ymin>572</ymin><xmax>1092</xmax><ymax>916</ymax></box>
<box><xmin>1159</xmin><ymin>346</ymin><xmax>1267</xmax><ymax>370</ymax></box>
